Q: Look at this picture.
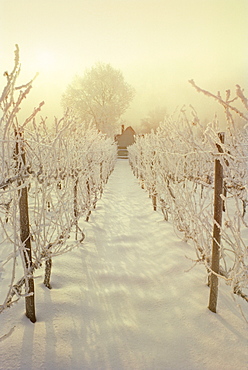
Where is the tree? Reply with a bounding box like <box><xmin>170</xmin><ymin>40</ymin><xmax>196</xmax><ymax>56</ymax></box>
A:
<box><xmin>139</xmin><ymin>106</ymin><xmax>167</xmax><ymax>134</ymax></box>
<box><xmin>61</xmin><ymin>63</ymin><xmax>135</xmax><ymax>136</ymax></box>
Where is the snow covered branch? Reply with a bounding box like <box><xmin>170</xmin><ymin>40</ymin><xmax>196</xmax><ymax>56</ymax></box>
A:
<box><xmin>129</xmin><ymin>91</ymin><xmax>247</xmax><ymax>317</ymax></box>
<box><xmin>0</xmin><ymin>47</ymin><xmax>117</xmax><ymax>318</ymax></box>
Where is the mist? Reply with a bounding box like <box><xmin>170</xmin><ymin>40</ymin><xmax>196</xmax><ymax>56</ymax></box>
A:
<box><xmin>1</xmin><ymin>0</ymin><xmax>247</xmax><ymax>132</ymax></box>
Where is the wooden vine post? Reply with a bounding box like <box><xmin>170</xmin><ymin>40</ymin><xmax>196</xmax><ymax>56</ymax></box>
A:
<box><xmin>16</xmin><ymin>130</ymin><xmax>36</xmax><ymax>323</ymax></box>
<box><xmin>151</xmin><ymin>151</ymin><xmax>157</xmax><ymax>211</ymax></box>
<box><xmin>74</xmin><ymin>175</ymin><xmax>79</xmax><ymax>239</ymax></box>
<box><xmin>208</xmin><ymin>132</ymin><xmax>224</xmax><ymax>313</ymax></box>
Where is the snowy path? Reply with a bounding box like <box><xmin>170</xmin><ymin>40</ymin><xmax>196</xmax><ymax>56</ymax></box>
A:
<box><xmin>1</xmin><ymin>160</ymin><xmax>247</xmax><ymax>370</ymax></box>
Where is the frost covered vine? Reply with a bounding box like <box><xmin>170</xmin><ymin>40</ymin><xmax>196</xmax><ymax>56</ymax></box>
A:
<box><xmin>0</xmin><ymin>46</ymin><xmax>117</xmax><ymax>321</ymax></box>
<box><xmin>129</xmin><ymin>83</ymin><xmax>248</xmax><ymax>316</ymax></box>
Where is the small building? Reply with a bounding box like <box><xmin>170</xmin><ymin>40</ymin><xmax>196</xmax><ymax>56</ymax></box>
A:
<box><xmin>115</xmin><ymin>125</ymin><xmax>135</xmax><ymax>158</ymax></box>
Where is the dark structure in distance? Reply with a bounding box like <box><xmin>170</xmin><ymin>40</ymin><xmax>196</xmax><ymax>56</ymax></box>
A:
<box><xmin>115</xmin><ymin>125</ymin><xmax>135</xmax><ymax>158</ymax></box>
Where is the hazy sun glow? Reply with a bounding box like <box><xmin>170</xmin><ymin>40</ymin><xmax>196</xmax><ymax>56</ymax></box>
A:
<box><xmin>35</xmin><ymin>50</ymin><xmax>56</xmax><ymax>72</ymax></box>
<box><xmin>1</xmin><ymin>0</ymin><xmax>247</xmax><ymax>127</ymax></box>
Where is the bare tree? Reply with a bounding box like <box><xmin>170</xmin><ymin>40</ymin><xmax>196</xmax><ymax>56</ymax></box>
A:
<box><xmin>140</xmin><ymin>106</ymin><xmax>167</xmax><ymax>134</ymax></box>
<box><xmin>61</xmin><ymin>63</ymin><xmax>135</xmax><ymax>136</ymax></box>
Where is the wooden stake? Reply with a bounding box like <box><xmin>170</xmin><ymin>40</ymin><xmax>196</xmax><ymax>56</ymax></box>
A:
<box><xmin>208</xmin><ymin>132</ymin><xmax>224</xmax><ymax>313</ymax></box>
<box><xmin>16</xmin><ymin>131</ymin><xmax>36</xmax><ymax>323</ymax></box>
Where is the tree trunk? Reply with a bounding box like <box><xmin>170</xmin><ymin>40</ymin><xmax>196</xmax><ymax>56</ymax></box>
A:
<box><xmin>43</xmin><ymin>258</ymin><xmax>52</xmax><ymax>289</ymax></box>
<box><xmin>152</xmin><ymin>192</ymin><xmax>157</xmax><ymax>211</ymax></box>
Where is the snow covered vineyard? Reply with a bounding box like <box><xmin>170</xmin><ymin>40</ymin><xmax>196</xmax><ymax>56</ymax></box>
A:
<box><xmin>0</xmin><ymin>159</ymin><xmax>247</xmax><ymax>370</ymax></box>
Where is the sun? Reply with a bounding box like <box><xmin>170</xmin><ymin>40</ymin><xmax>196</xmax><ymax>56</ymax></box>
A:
<box><xmin>35</xmin><ymin>50</ymin><xmax>57</xmax><ymax>73</ymax></box>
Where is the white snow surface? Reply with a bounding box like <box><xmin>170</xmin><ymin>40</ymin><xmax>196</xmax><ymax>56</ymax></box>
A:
<box><xmin>0</xmin><ymin>159</ymin><xmax>247</xmax><ymax>370</ymax></box>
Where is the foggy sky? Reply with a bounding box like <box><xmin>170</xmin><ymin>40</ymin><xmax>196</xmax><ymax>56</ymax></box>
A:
<box><xmin>1</xmin><ymin>0</ymin><xmax>247</xmax><ymax>131</ymax></box>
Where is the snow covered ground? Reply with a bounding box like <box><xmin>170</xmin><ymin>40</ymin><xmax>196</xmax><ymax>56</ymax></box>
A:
<box><xmin>0</xmin><ymin>159</ymin><xmax>247</xmax><ymax>370</ymax></box>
